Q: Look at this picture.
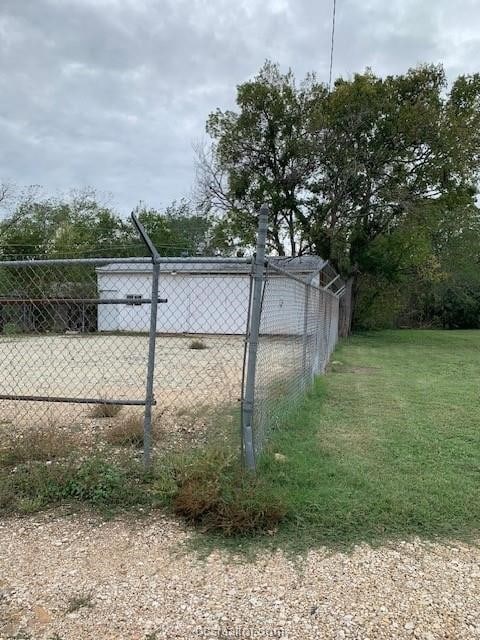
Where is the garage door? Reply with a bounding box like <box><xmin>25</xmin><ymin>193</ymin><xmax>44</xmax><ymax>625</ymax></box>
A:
<box><xmin>156</xmin><ymin>275</ymin><xmax>190</xmax><ymax>333</ymax></box>
<box><xmin>188</xmin><ymin>276</ymin><xmax>249</xmax><ymax>334</ymax></box>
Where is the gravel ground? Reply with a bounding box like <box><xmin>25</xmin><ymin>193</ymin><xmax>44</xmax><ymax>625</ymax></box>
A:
<box><xmin>0</xmin><ymin>334</ymin><xmax>246</xmax><ymax>427</ymax></box>
<box><xmin>0</xmin><ymin>333</ymin><xmax>296</xmax><ymax>452</ymax></box>
<box><xmin>1</xmin><ymin>514</ymin><xmax>479</xmax><ymax>639</ymax></box>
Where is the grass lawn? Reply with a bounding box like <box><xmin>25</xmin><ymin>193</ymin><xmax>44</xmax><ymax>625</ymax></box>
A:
<box><xmin>260</xmin><ymin>329</ymin><xmax>480</xmax><ymax>549</ymax></box>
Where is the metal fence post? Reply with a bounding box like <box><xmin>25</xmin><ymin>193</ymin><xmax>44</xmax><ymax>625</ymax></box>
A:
<box><xmin>301</xmin><ymin>283</ymin><xmax>310</xmax><ymax>388</ymax></box>
<box><xmin>131</xmin><ymin>213</ymin><xmax>161</xmax><ymax>467</ymax></box>
<box><xmin>241</xmin><ymin>204</ymin><xmax>268</xmax><ymax>472</ymax></box>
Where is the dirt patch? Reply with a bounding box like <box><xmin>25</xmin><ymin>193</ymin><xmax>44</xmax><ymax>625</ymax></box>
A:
<box><xmin>0</xmin><ymin>334</ymin><xmax>295</xmax><ymax>450</ymax></box>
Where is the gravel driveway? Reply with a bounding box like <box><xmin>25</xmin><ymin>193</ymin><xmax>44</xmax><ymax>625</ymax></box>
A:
<box><xmin>1</xmin><ymin>514</ymin><xmax>479</xmax><ymax>639</ymax></box>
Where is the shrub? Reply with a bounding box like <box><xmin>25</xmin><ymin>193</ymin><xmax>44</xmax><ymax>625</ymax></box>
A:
<box><xmin>188</xmin><ymin>339</ymin><xmax>207</xmax><ymax>350</ymax></box>
<box><xmin>171</xmin><ymin>448</ymin><xmax>286</xmax><ymax>535</ymax></box>
<box><xmin>90</xmin><ymin>403</ymin><xmax>123</xmax><ymax>419</ymax></box>
<box><xmin>433</xmin><ymin>281</ymin><xmax>480</xmax><ymax>329</ymax></box>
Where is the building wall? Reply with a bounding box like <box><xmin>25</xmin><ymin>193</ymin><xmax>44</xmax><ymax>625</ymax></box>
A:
<box><xmin>97</xmin><ymin>271</ymin><xmax>311</xmax><ymax>335</ymax></box>
<box><xmin>97</xmin><ymin>272</ymin><xmax>251</xmax><ymax>334</ymax></box>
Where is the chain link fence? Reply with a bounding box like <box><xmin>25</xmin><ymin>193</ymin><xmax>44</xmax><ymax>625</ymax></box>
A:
<box><xmin>0</xmin><ymin>209</ymin><xmax>343</xmax><ymax>470</ymax></box>
<box><xmin>0</xmin><ymin>256</ymin><xmax>158</xmax><ymax>457</ymax></box>
<box><xmin>249</xmin><ymin>263</ymin><xmax>340</xmax><ymax>458</ymax></box>
<box><xmin>240</xmin><ymin>207</ymin><xmax>343</xmax><ymax>467</ymax></box>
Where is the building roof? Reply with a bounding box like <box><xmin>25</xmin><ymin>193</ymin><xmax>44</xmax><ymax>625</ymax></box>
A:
<box><xmin>96</xmin><ymin>255</ymin><xmax>328</xmax><ymax>276</ymax></box>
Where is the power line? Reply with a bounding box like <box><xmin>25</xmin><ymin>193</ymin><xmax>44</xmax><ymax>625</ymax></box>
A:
<box><xmin>328</xmin><ymin>0</ymin><xmax>337</xmax><ymax>91</ymax></box>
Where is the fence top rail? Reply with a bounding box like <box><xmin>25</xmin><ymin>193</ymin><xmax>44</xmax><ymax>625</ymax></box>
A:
<box><xmin>0</xmin><ymin>256</ymin><xmax>154</xmax><ymax>267</ymax></box>
<box><xmin>266</xmin><ymin>260</ymin><xmax>319</xmax><ymax>288</ymax></box>
<box><xmin>0</xmin><ymin>256</ymin><xmax>253</xmax><ymax>268</ymax></box>
<box><xmin>153</xmin><ymin>257</ymin><xmax>252</xmax><ymax>264</ymax></box>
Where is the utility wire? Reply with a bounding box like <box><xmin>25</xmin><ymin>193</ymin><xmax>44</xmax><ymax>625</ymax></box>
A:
<box><xmin>328</xmin><ymin>0</ymin><xmax>337</xmax><ymax>91</ymax></box>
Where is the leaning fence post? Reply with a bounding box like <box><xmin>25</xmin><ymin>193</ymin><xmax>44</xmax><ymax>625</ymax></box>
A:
<box><xmin>241</xmin><ymin>204</ymin><xmax>268</xmax><ymax>472</ymax></box>
<box><xmin>131</xmin><ymin>213</ymin><xmax>161</xmax><ymax>467</ymax></box>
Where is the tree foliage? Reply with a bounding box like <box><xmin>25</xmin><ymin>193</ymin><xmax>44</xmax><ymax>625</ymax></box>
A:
<box><xmin>198</xmin><ymin>62</ymin><xmax>480</xmax><ymax>330</ymax></box>
<box><xmin>0</xmin><ymin>190</ymin><xmax>130</xmax><ymax>259</ymax></box>
<box><xmin>0</xmin><ymin>191</ymin><xmax>217</xmax><ymax>259</ymax></box>
<box><xmin>133</xmin><ymin>199</ymin><xmax>220</xmax><ymax>256</ymax></box>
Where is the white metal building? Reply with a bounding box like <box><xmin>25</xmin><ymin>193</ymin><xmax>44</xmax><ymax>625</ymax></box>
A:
<box><xmin>96</xmin><ymin>257</ymin><xmax>328</xmax><ymax>335</ymax></box>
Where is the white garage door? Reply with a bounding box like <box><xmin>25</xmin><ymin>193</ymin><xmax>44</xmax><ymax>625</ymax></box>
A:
<box><xmin>188</xmin><ymin>276</ymin><xmax>249</xmax><ymax>334</ymax></box>
<box><xmin>156</xmin><ymin>275</ymin><xmax>191</xmax><ymax>333</ymax></box>
<box><xmin>156</xmin><ymin>275</ymin><xmax>249</xmax><ymax>334</ymax></box>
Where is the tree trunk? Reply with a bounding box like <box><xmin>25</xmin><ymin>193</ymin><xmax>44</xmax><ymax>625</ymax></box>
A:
<box><xmin>338</xmin><ymin>276</ymin><xmax>355</xmax><ymax>337</ymax></box>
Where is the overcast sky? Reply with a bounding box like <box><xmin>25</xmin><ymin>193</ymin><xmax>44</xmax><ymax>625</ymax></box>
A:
<box><xmin>1</xmin><ymin>0</ymin><xmax>479</xmax><ymax>215</ymax></box>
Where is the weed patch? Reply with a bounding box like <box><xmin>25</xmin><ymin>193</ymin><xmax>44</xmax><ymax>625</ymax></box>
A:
<box><xmin>1</xmin><ymin>425</ymin><xmax>76</xmax><ymax>466</ymax></box>
<box><xmin>0</xmin><ymin>454</ymin><xmax>150</xmax><ymax>514</ymax></box>
<box><xmin>170</xmin><ymin>448</ymin><xmax>286</xmax><ymax>535</ymax></box>
<box><xmin>106</xmin><ymin>414</ymin><xmax>144</xmax><ymax>447</ymax></box>
<box><xmin>90</xmin><ymin>403</ymin><xmax>123</xmax><ymax>419</ymax></box>
<box><xmin>188</xmin><ymin>339</ymin><xmax>207</xmax><ymax>350</ymax></box>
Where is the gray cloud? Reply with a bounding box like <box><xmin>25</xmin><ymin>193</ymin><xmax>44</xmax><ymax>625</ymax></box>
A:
<box><xmin>1</xmin><ymin>0</ymin><xmax>479</xmax><ymax>214</ymax></box>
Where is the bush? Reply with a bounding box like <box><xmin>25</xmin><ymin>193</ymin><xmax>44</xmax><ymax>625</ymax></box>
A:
<box><xmin>354</xmin><ymin>275</ymin><xmax>407</xmax><ymax>330</ymax></box>
<box><xmin>90</xmin><ymin>403</ymin><xmax>123</xmax><ymax>418</ymax></box>
<box><xmin>188</xmin><ymin>339</ymin><xmax>208</xmax><ymax>350</ymax></box>
<box><xmin>171</xmin><ymin>448</ymin><xmax>286</xmax><ymax>535</ymax></box>
<box><xmin>433</xmin><ymin>282</ymin><xmax>480</xmax><ymax>329</ymax></box>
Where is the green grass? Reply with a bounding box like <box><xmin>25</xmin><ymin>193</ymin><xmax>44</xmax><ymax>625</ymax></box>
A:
<box><xmin>0</xmin><ymin>454</ymin><xmax>156</xmax><ymax>515</ymax></box>
<box><xmin>259</xmin><ymin>329</ymin><xmax>480</xmax><ymax>549</ymax></box>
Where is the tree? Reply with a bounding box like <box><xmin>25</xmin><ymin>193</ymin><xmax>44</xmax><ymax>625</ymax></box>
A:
<box><xmin>198</xmin><ymin>62</ymin><xmax>480</xmax><ymax>333</ymax></box>
<box><xmin>353</xmin><ymin>194</ymin><xmax>480</xmax><ymax>329</ymax></box>
<box><xmin>197</xmin><ymin>62</ymin><xmax>324</xmax><ymax>256</ymax></box>
<box><xmin>0</xmin><ymin>183</ymin><xmax>44</xmax><ymax>236</ymax></box>
<box><xmin>404</xmin><ymin>196</ymin><xmax>480</xmax><ymax>329</ymax></box>
<box><xmin>0</xmin><ymin>191</ymin><xmax>135</xmax><ymax>329</ymax></box>
<box><xmin>0</xmin><ymin>183</ymin><xmax>12</xmax><ymax>209</ymax></box>
<box><xmin>0</xmin><ymin>190</ymin><xmax>130</xmax><ymax>260</ymax></box>
<box><xmin>132</xmin><ymin>199</ymin><xmax>223</xmax><ymax>256</ymax></box>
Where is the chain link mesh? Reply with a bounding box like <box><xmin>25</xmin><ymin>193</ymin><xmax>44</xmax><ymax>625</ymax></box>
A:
<box><xmin>0</xmin><ymin>248</ymin><xmax>341</xmax><ymax>461</ymax></box>
<box><xmin>251</xmin><ymin>262</ymin><xmax>340</xmax><ymax>456</ymax></box>
<box><xmin>0</xmin><ymin>257</ymin><xmax>250</xmax><ymax>453</ymax></box>
<box><xmin>0</xmin><ymin>260</ymin><xmax>153</xmax><ymax>449</ymax></box>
